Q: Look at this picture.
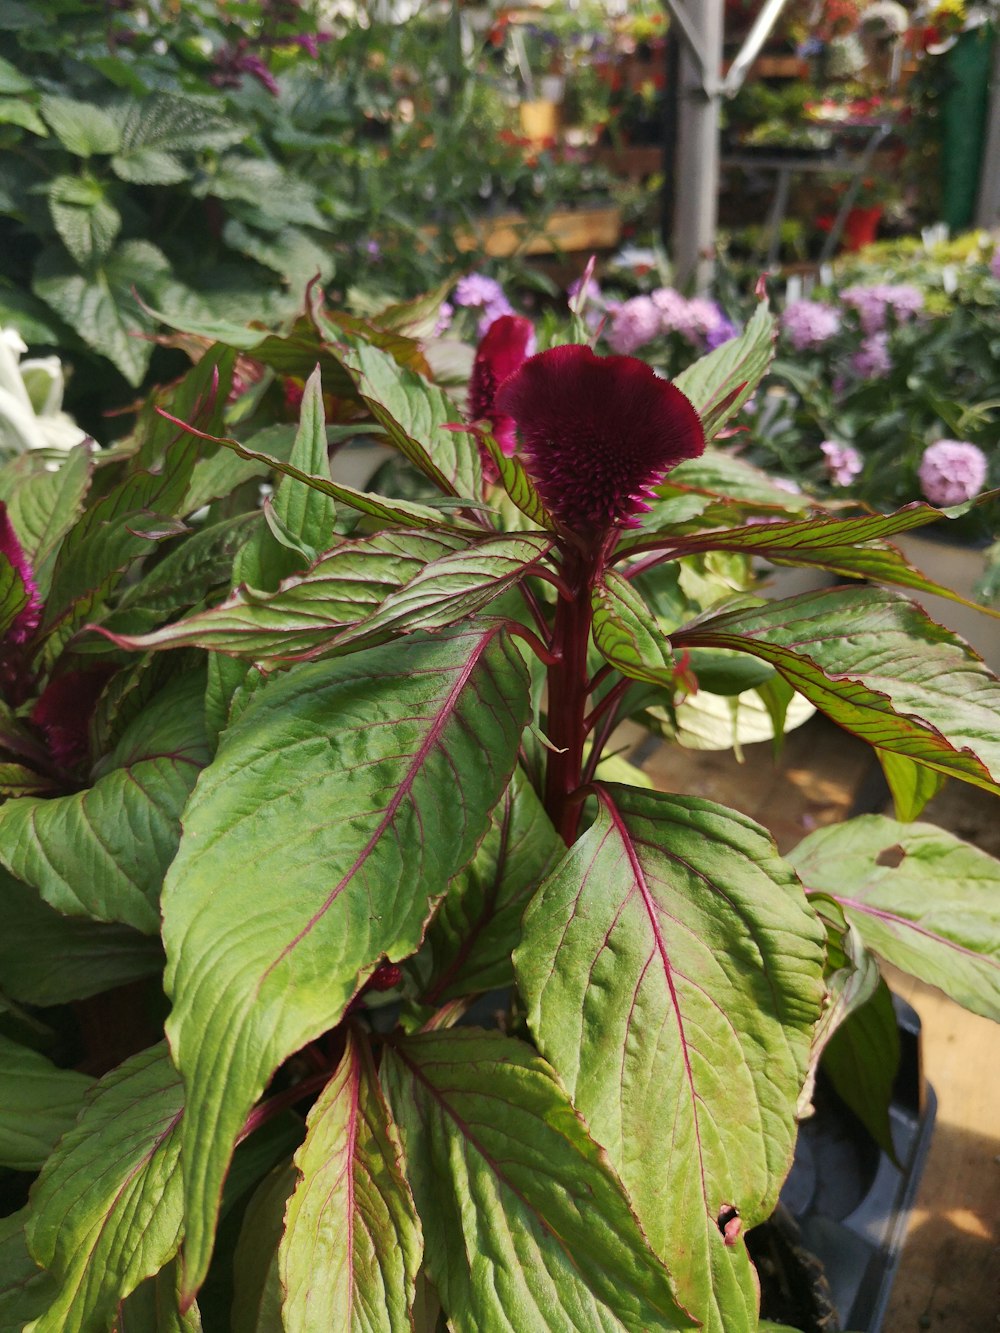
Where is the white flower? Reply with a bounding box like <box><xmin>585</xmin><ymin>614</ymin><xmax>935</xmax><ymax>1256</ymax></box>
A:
<box><xmin>0</xmin><ymin>327</ymin><xmax>89</xmax><ymax>456</ymax></box>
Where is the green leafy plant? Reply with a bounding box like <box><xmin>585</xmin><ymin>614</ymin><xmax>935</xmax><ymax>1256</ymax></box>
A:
<box><xmin>2</xmin><ymin>287</ymin><xmax>1000</xmax><ymax>1332</ymax></box>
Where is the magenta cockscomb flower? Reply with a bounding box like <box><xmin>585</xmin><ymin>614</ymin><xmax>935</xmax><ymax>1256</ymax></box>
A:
<box><xmin>781</xmin><ymin>299</ymin><xmax>841</xmax><ymax>351</ymax></box>
<box><xmin>495</xmin><ymin>344</ymin><xmax>704</xmax><ymax>537</ymax></box>
<box><xmin>0</xmin><ymin>502</ymin><xmax>40</xmax><ymax>647</ymax></box>
<box><xmin>30</xmin><ymin>668</ymin><xmax>114</xmax><ymax>771</ymax></box>
<box><xmin>820</xmin><ymin>440</ymin><xmax>863</xmax><ymax>486</ymax></box>
<box><xmin>918</xmin><ymin>439</ymin><xmax>988</xmax><ymax>506</ymax></box>
<box><xmin>467</xmin><ymin>315</ymin><xmax>535</xmax><ymax>466</ymax></box>
<box><xmin>606</xmin><ymin>295</ymin><xmax>662</xmax><ymax>354</ymax></box>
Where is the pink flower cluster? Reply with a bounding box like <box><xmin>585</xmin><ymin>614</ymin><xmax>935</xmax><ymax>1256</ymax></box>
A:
<box><xmin>840</xmin><ymin>283</ymin><xmax>923</xmax><ymax>334</ymax></box>
<box><xmin>606</xmin><ymin>289</ymin><xmax>734</xmax><ymax>355</ymax></box>
<box><xmin>851</xmin><ymin>331</ymin><xmax>892</xmax><ymax>379</ymax></box>
<box><xmin>781</xmin><ymin>300</ymin><xmax>841</xmax><ymax>351</ymax></box>
<box><xmin>918</xmin><ymin>439</ymin><xmax>988</xmax><ymax>506</ymax></box>
<box><xmin>820</xmin><ymin>440</ymin><xmax>863</xmax><ymax>486</ymax></box>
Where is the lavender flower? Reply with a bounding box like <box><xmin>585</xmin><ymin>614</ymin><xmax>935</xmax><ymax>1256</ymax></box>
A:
<box><xmin>495</xmin><ymin>345</ymin><xmax>704</xmax><ymax>538</ymax></box>
<box><xmin>851</xmin><ymin>332</ymin><xmax>892</xmax><ymax>378</ymax></box>
<box><xmin>454</xmin><ymin>274</ymin><xmax>507</xmax><ymax>309</ymax></box>
<box><xmin>918</xmin><ymin>439</ymin><xmax>988</xmax><ymax>506</ymax></box>
<box><xmin>433</xmin><ymin>301</ymin><xmax>454</xmax><ymax>336</ymax></box>
<box><xmin>841</xmin><ymin>283</ymin><xmax>923</xmax><ymax>334</ymax></box>
<box><xmin>781</xmin><ymin>300</ymin><xmax>841</xmax><ymax>351</ymax></box>
<box><xmin>820</xmin><ymin>440</ymin><xmax>863</xmax><ymax>487</ymax></box>
<box><xmin>606</xmin><ymin>296</ymin><xmax>662</xmax><ymax>355</ymax></box>
<box><xmin>705</xmin><ymin>314</ymin><xmax>739</xmax><ymax>350</ymax></box>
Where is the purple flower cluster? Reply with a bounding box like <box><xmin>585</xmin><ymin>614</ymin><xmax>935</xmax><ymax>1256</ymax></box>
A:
<box><xmin>851</xmin><ymin>331</ymin><xmax>891</xmax><ymax>379</ymax></box>
<box><xmin>453</xmin><ymin>274</ymin><xmax>514</xmax><ymax>336</ymax></box>
<box><xmin>820</xmin><ymin>440</ymin><xmax>863</xmax><ymax>486</ymax></box>
<box><xmin>781</xmin><ymin>300</ymin><xmax>841</xmax><ymax>351</ymax></box>
<box><xmin>606</xmin><ymin>288</ymin><xmax>735</xmax><ymax>355</ymax></box>
<box><xmin>840</xmin><ymin>283</ymin><xmax>923</xmax><ymax>334</ymax></box>
<box><xmin>918</xmin><ymin>439</ymin><xmax>988</xmax><ymax>506</ymax></box>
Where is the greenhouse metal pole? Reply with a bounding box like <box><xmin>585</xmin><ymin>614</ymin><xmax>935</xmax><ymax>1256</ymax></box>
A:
<box><xmin>667</xmin><ymin>0</ymin><xmax>724</xmax><ymax>292</ymax></box>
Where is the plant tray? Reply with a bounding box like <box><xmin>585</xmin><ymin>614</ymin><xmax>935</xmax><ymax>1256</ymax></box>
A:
<box><xmin>777</xmin><ymin>995</ymin><xmax>937</xmax><ymax>1332</ymax></box>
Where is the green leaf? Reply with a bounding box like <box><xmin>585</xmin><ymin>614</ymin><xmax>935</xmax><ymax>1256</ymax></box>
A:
<box><xmin>118</xmin><ymin>1261</ymin><xmax>203</xmax><ymax>1332</ymax></box>
<box><xmin>336</xmin><ymin>532</ymin><xmax>554</xmax><ymax>651</ymax></box>
<box><xmin>231</xmin><ymin>1164</ymin><xmax>296</xmax><ymax>1333</ymax></box>
<box><xmin>279</xmin><ymin>1030</ymin><xmax>422</xmax><ymax>1332</ymax></box>
<box><xmin>790</xmin><ymin>815</ymin><xmax>1000</xmax><ymax>1021</ymax></box>
<box><xmin>514</xmin><ymin>785</ymin><xmax>826</xmax><ymax>1333</ymax></box>
<box><xmin>102</xmin><ymin>529</ymin><xmax>470</xmax><ymax>659</ymax></box>
<box><xmin>0</xmin><ymin>53</ymin><xmax>32</xmax><ymax>94</ymax></box>
<box><xmin>663</xmin><ymin>448</ymin><xmax>811</xmax><ymax>512</ymax></box>
<box><xmin>418</xmin><ymin>768</ymin><xmax>562</xmax><ymax>1002</ymax></box>
<box><xmin>592</xmin><ymin>569</ymin><xmax>676</xmax><ymax>687</ymax></box>
<box><xmin>668</xmin><ymin>504</ymin><xmax>1000</xmax><ymax>616</ymax></box>
<box><xmin>673</xmin><ymin>586</ymin><xmax>1000</xmax><ymax>794</ymax></box>
<box><xmin>0</xmin><ymin>1210</ymin><xmax>58</xmax><ymax>1330</ymax></box>
<box><xmin>381</xmin><ymin>1029</ymin><xmax>696</xmax><ymax>1333</ymax></box>
<box><xmin>32</xmin><ymin>240</ymin><xmax>173</xmax><ymax>385</ymax></box>
<box><xmin>39</xmin><ymin>96</ymin><xmax>122</xmax><ymax>156</ymax></box>
<box><xmin>482</xmin><ymin>432</ymin><xmax>554</xmax><ymax>528</ymax></box>
<box><xmin>163</xmin><ymin>625</ymin><xmax>530</xmax><ymax>1298</ymax></box>
<box><xmin>672</xmin><ymin>289</ymin><xmax>775</xmax><ymax>441</ymax></box>
<box><xmin>222</xmin><ymin>218</ymin><xmax>335</xmax><ymax>286</ymax></box>
<box><xmin>240</xmin><ymin>366</ymin><xmax>338</xmax><ymax>589</ymax></box>
<box><xmin>878</xmin><ymin>750</ymin><xmax>947</xmax><ymax>821</ymax></box>
<box><xmin>0</xmin><ymin>1034</ymin><xmax>91</xmax><ymax>1170</ymax></box>
<box><xmin>111</xmin><ymin>94</ymin><xmax>244</xmax><ymax>183</ymax></box>
<box><xmin>0</xmin><ymin>96</ymin><xmax>47</xmax><ymax>135</ymax></box>
<box><xmin>163</xmin><ymin>419</ymin><xmax>482</xmax><ymax>533</ymax></box>
<box><xmin>797</xmin><ymin>894</ymin><xmax>882</xmax><ymax>1119</ymax></box>
<box><xmin>0</xmin><ymin>865</ymin><xmax>162</xmax><ymax>1004</ymax></box>
<box><xmin>0</xmin><ymin>445</ymin><xmax>92</xmax><ymax>598</ymax></box>
<box><xmin>342</xmin><ymin>339</ymin><xmax>481</xmax><ymax>499</ymax></box>
<box><xmin>0</xmin><ymin>672</ymin><xmax>208</xmax><ymax>932</ymax></box>
<box><xmin>47</xmin><ymin>174</ymin><xmax>121</xmax><ymax>267</ymax></box>
<box><xmin>822</xmin><ymin>976</ymin><xmax>900</xmax><ymax>1157</ymax></box>
<box><xmin>24</xmin><ymin>1044</ymin><xmax>184</xmax><ymax>1333</ymax></box>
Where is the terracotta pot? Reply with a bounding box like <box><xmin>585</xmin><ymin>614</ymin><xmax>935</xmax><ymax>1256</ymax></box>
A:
<box><xmin>842</xmin><ymin>205</ymin><xmax>883</xmax><ymax>252</ymax></box>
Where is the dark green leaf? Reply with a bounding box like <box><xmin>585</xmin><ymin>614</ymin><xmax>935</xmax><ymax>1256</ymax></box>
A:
<box><xmin>39</xmin><ymin>96</ymin><xmax>122</xmax><ymax>156</ymax></box>
<box><xmin>25</xmin><ymin>1044</ymin><xmax>184</xmax><ymax>1333</ymax></box>
<box><xmin>0</xmin><ymin>445</ymin><xmax>92</xmax><ymax>597</ymax></box>
<box><xmin>0</xmin><ymin>1210</ymin><xmax>58</xmax><ymax>1330</ymax></box>
<box><xmin>592</xmin><ymin>569</ymin><xmax>675</xmax><ymax>687</ymax></box>
<box><xmin>0</xmin><ymin>1034</ymin><xmax>91</xmax><ymax>1170</ymax></box>
<box><xmin>823</xmin><ymin>977</ymin><xmax>900</xmax><ymax>1157</ymax></box>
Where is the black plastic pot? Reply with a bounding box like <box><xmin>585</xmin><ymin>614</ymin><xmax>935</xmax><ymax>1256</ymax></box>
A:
<box><xmin>756</xmin><ymin>995</ymin><xmax>936</xmax><ymax>1332</ymax></box>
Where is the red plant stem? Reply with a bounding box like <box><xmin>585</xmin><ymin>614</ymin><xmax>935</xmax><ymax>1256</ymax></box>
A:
<box><xmin>543</xmin><ymin>548</ymin><xmax>597</xmax><ymax>844</ymax></box>
<box><xmin>237</xmin><ymin>1068</ymin><xmax>332</xmax><ymax>1144</ymax></box>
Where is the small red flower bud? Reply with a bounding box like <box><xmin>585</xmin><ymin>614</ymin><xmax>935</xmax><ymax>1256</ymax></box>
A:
<box><xmin>367</xmin><ymin>962</ymin><xmax>403</xmax><ymax>992</ymax></box>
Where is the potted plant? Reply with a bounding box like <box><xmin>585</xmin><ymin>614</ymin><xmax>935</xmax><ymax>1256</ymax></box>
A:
<box><xmin>1</xmin><ymin>285</ymin><xmax>999</xmax><ymax>1333</ymax></box>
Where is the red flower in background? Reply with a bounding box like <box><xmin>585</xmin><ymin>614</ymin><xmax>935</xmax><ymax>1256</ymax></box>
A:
<box><xmin>495</xmin><ymin>344</ymin><xmax>704</xmax><ymax>539</ymax></box>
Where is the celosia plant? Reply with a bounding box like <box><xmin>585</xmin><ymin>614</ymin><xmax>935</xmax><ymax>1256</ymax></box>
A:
<box><xmin>2</xmin><ymin>288</ymin><xmax>1000</xmax><ymax>1333</ymax></box>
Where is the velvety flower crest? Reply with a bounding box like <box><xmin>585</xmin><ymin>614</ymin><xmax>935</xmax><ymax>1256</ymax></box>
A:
<box><xmin>467</xmin><ymin>315</ymin><xmax>535</xmax><ymax>466</ymax></box>
<box><xmin>494</xmin><ymin>344</ymin><xmax>704</xmax><ymax>537</ymax></box>
<box><xmin>918</xmin><ymin>439</ymin><xmax>988</xmax><ymax>506</ymax></box>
